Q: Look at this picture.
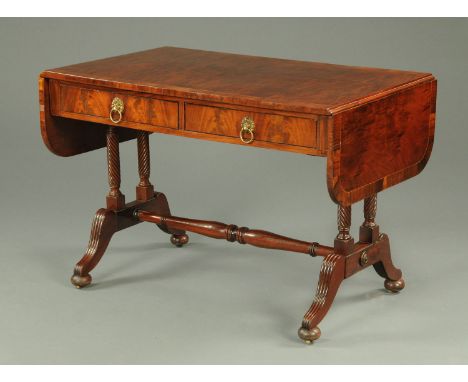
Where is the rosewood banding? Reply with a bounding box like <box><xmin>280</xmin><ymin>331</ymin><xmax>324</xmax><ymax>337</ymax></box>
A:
<box><xmin>40</xmin><ymin>47</ymin><xmax>437</xmax><ymax>204</ymax></box>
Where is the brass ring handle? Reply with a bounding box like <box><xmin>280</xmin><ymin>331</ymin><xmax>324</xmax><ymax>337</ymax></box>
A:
<box><xmin>109</xmin><ymin>108</ymin><xmax>122</xmax><ymax>124</ymax></box>
<box><xmin>240</xmin><ymin>127</ymin><xmax>254</xmax><ymax>144</ymax></box>
<box><xmin>109</xmin><ymin>97</ymin><xmax>124</xmax><ymax>124</ymax></box>
<box><xmin>240</xmin><ymin>116</ymin><xmax>255</xmax><ymax>144</ymax></box>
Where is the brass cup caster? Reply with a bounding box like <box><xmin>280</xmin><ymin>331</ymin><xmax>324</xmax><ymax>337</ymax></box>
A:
<box><xmin>71</xmin><ymin>274</ymin><xmax>92</xmax><ymax>289</ymax></box>
<box><xmin>384</xmin><ymin>278</ymin><xmax>405</xmax><ymax>293</ymax></box>
<box><xmin>170</xmin><ymin>233</ymin><xmax>189</xmax><ymax>247</ymax></box>
<box><xmin>298</xmin><ymin>326</ymin><xmax>321</xmax><ymax>344</ymax></box>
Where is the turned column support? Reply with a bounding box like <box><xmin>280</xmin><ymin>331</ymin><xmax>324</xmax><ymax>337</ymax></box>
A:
<box><xmin>106</xmin><ymin>126</ymin><xmax>125</xmax><ymax>210</ymax></box>
<box><xmin>136</xmin><ymin>131</ymin><xmax>155</xmax><ymax>201</ymax></box>
<box><xmin>334</xmin><ymin>204</ymin><xmax>354</xmax><ymax>254</ymax></box>
<box><xmin>360</xmin><ymin>194</ymin><xmax>380</xmax><ymax>243</ymax></box>
<box><xmin>133</xmin><ymin>132</ymin><xmax>188</xmax><ymax>246</ymax></box>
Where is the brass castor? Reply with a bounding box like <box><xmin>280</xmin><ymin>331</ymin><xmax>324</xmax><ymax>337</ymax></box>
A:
<box><xmin>71</xmin><ymin>274</ymin><xmax>92</xmax><ymax>289</ymax></box>
<box><xmin>170</xmin><ymin>233</ymin><xmax>189</xmax><ymax>247</ymax></box>
<box><xmin>298</xmin><ymin>326</ymin><xmax>321</xmax><ymax>344</ymax></box>
<box><xmin>384</xmin><ymin>278</ymin><xmax>405</xmax><ymax>293</ymax></box>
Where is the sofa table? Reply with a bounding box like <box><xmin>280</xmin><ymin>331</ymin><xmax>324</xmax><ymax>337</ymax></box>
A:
<box><xmin>39</xmin><ymin>47</ymin><xmax>437</xmax><ymax>343</ymax></box>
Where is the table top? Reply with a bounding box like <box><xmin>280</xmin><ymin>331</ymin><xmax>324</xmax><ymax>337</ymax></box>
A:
<box><xmin>41</xmin><ymin>46</ymin><xmax>433</xmax><ymax>115</ymax></box>
<box><xmin>39</xmin><ymin>47</ymin><xmax>437</xmax><ymax>206</ymax></box>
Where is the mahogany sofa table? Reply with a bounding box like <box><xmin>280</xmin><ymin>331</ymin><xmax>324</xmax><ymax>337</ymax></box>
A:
<box><xmin>39</xmin><ymin>47</ymin><xmax>437</xmax><ymax>343</ymax></box>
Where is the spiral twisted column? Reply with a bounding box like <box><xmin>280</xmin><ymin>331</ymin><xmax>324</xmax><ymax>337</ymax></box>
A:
<box><xmin>336</xmin><ymin>205</ymin><xmax>352</xmax><ymax>240</ymax></box>
<box><xmin>363</xmin><ymin>194</ymin><xmax>377</xmax><ymax>227</ymax></box>
<box><xmin>136</xmin><ymin>131</ymin><xmax>154</xmax><ymax>201</ymax></box>
<box><xmin>334</xmin><ymin>204</ymin><xmax>354</xmax><ymax>254</ymax></box>
<box><xmin>106</xmin><ymin>126</ymin><xmax>125</xmax><ymax>210</ymax></box>
<box><xmin>360</xmin><ymin>194</ymin><xmax>380</xmax><ymax>243</ymax></box>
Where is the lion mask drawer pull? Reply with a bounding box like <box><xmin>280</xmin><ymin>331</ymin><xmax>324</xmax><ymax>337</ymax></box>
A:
<box><xmin>109</xmin><ymin>97</ymin><xmax>124</xmax><ymax>124</ymax></box>
<box><xmin>239</xmin><ymin>116</ymin><xmax>255</xmax><ymax>144</ymax></box>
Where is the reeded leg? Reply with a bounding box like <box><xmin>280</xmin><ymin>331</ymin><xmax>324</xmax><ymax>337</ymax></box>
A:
<box><xmin>72</xmin><ymin>126</ymin><xmax>123</xmax><ymax>288</ymax></box>
<box><xmin>298</xmin><ymin>254</ymin><xmax>345</xmax><ymax>343</ymax></box>
<box><xmin>71</xmin><ymin>208</ymin><xmax>118</xmax><ymax>288</ymax></box>
<box><xmin>298</xmin><ymin>203</ymin><xmax>353</xmax><ymax>343</ymax></box>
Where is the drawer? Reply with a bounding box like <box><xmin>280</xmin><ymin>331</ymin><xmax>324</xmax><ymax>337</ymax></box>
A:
<box><xmin>50</xmin><ymin>80</ymin><xmax>179</xmax><ymax>129</ymax></box>
<box><xmin>185</xmin><ymin>103</ymin><xmax>318</xmax><ymax>148</ymax></box>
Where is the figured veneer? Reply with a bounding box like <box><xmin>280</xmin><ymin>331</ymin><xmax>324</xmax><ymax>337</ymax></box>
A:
<box><xmin>185</xmin><ymin>103</ymin><xmax>319</xmax><ymax>149</ymax></box>
<box><xmin>39</xmin><ymin>77</ymin><xmax>139</xmax><ymax>157</ymax></box>
<box><xmin>39</xmin><ymin>47</ymin><xmax>433</xmax><ymax>343</ymax></box>
<box><xmin>40</xmin><ymin>47</ymin><xmax>436</xmax><ymax>204</ymax></box>
<box><xmin>327</xmin><ymin>80</ymin><xmax>437</xmax><ymax>205</ymax></box>
<box><xmin>50</xmin><ymin>80</ymin><xmax>179</xmax><ymax>129</ymax></box>
<box><xmin>41</xmin><ymin>46</ymin><xmax>433</xmax><ymax>115</ymax></box>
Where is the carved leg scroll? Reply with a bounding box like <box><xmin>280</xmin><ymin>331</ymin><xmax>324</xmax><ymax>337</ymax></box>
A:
<box><xmin>70</xmin><ymin>192</ymin><xmax>183</xmax><ymax>288</ymax></box>
<box><xmin>298</xmin><ymin>253</ymin><xmax>345</xmax><ymax>343</ymax></box>
<box><xmin>297</xmin><ymin>204</ymin><xmax>351</xmax><ymax>343</ymax></box>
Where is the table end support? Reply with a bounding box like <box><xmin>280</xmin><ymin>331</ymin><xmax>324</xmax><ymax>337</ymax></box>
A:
<box><xmin>297</xmin><ymin>197</ymin><xmax>406</xmax><ymax>343</ymax></box>
<box><xmin>71</xmin><ymin>192</ymin><xmax>186</xmax><ymax>288</ymax></box>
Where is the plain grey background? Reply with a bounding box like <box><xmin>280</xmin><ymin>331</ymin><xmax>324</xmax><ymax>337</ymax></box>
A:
<box><xmin>0</xmin><ymin>18</ymin><xmax>467</xmax><ymax>364</ymax></box>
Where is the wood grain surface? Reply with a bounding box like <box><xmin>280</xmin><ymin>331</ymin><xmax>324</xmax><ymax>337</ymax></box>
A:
<box><xmin>39</xmin><ymin>46</ymin><xmax>437</xmax><ymax>204</ymax></box>
<box><xmin>41</xmin><ymin>46</ymin><xmax>432</xmax><ymax>115</ymax></box>
<box><xmin>51</xmin><ymin>80</ymin><xmax>179</xmax><ymax>129</ymax></box>
<box><xmin>185</xmin><ymin>103</ymin><xmax>319</xmax><ymax>149</ymax></box>
<box><xmin>327</xmin><ymin>79</ymin><xmax>437</xmax><ymax>205</ymax></box>
<box><xmin>136</xmin><ymin>210</ymin><xmax>334</xmax><ymax>257</ymax></box>
<box><xmin>39</xmin><ymin>47</ymin><xmax>429</xmax><ymax>343</ymax></box>
<box><xmin>39</xmin><ymin>77</ymin><xmax>139</xmax><ymax>157</ymax></box>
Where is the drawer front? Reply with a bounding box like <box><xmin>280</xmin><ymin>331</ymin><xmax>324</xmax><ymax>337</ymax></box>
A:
<box><xmin>185</xmin><ymin>103</ymin><xmax>318</xmax><ymax>148</ymax></box>
<box><xmin>51</xmin><ymin>81</ymin><xmax>179</xmax><ymax>129</ymax></box>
